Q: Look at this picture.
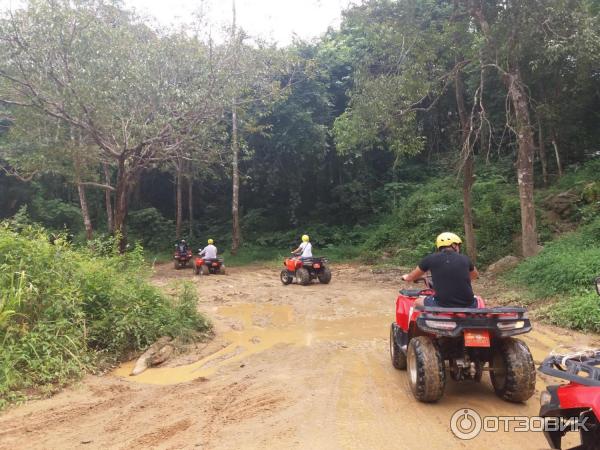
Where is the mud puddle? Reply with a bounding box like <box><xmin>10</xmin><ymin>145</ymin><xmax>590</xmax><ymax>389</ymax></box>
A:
<box><xmin>114</xmin><ymin>302</ymin><xmax>389</xmax><ymax>385</ymax></box>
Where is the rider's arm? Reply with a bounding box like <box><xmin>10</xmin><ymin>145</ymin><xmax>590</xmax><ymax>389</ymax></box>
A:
<box><xmin>402</xmin><ymin>266</ymin><xmax>426</xmax><ymax>282</ymax></box>
<box><xmin>403</xmin><ymin>255</ymin><xmax>431</xmax><ymax>282</ymax></box>
<box><xmin>470</xmin><ymin>267</ymin><xmax>479</xmax><ymax>280</ymax></box>
<box><xmin>468</xmin><ymin>259</ymin><xmax>479</xmax><ymax>280</ymax></box>
<box><xmin>198</xmin><ymin>247</ymin><xmax>206</xmax><ymax>256</ymax></box>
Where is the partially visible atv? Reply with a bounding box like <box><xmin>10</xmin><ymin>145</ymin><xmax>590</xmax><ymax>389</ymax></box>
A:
<box><xmin>195</xmin><ymin>255</ymin><xmax>225</xmax><ymax>275</ymax></box>
<box><xmin>280</xmin><ymin>256</ymin><xmax>331</xmax><ymax>286</ymax></box>
<box><xmin>390</xmin><ymin>276</ymin><xmax>536</xmax><ymax>403</ymax></box>
<box><xmin>173</xmin><ymin>248</ymin><xmax>193</xmax><ymax>269</ymax></box>
<box><xmin>538</xmin><ymin>276</ymin><xmax>600</xmax><ymax>450</ymax></box>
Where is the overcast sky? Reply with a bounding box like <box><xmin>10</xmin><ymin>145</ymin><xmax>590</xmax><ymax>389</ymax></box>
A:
<box><xmin>125</xmin><ymin>0</ymin><xmax>357</xmax><ymax>45</ymax></box>
<box><xmin>0</xmin><ymin>0</ymin><xmax>358</xmax><ymax>45</ymax></box>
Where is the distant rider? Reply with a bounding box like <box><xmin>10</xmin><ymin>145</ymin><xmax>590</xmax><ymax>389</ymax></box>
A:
<box><xmin>198</xmin><ymin>239</ymin><xmax>218</xmax><ymax>259</ymax></box>
<box><xmin>292</xmin><ymin>234</ymin><xmax>312</xmax><ymax>259</ymax></box>
<box><xmin>401</xmin><ymin>232</ymin><xmax>479</xmax><ymax>308</ymax></box>
<box><xmin>176</xmin><ymin>239</ymin><xmax>189</xmax><ymax>254</ymax></box>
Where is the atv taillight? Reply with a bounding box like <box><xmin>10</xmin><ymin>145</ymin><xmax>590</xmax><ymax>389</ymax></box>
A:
<box><xmin>497</xmin><ymin>320</ymin><xmax>525</xmax><ymax>330</ymax></box>
<box><xmin>424</xmin><ymin>320</ymin><xmax>457</xmax><ymax>330</ymax></box>
<box><xmin>313</xmin><ymin>263</ymin><xmax>321</xmax><ymax>269</ymax></box>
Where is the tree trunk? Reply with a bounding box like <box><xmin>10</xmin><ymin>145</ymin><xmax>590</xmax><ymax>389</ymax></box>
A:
<box><xmin>72</xmin><ymin>129</ymin><xmax>93</xmax><ymax>241</ymax></box>
<box><xmin>230</xmin><ymin>1</ymin><xmax>241</xmax><ymax>255</ymax></box>
<box><xmin>77</xmin><ymin>182</ymin><xmax>93</xmax><ymax>241</ymax></box>
<box><xmin>188</xmin><ymin>172</ymin><xmax>193</xmax><ymax>239</ymax></box>
<box><xmin>176</xmin><ymin>164</ymin><xmax>182</xmax><ymax>240</ymax></box>
<box><xmin>552</xmin><ymin>131</ymin><xmax>563</xmax><ymax>178</ymax></box>
<box><xmin>462</xmin><ymin>154</ymin><xmax>476</xmax><ymax>260</ymax></box>
<box><xmin>103</xmin><ymin>163</ymin><xmax>114</xmax><ymax>233</ymax></box>
<box><xmin>113</xmin><ymin>158</ymin><xmax>130</xmax><ymax>253</ymax></box>
<box><xmin>468</xmin><ymin>3</ymin><xmax>538</xmax><ymax>258</ymax></box>
<box><xmin>455</xmin><ymin>62</ymin><xmax>477</xmax><ymax>262</ymax></box>
<box><xmin>537</xmin><ymin>117</ymin><xmax>548</xmax><ymax>187</ymax></box>
<box><xmin>231</xmin><ymin>99</ymin><xmax>241</xmax><ymax>255</ymax></box>
<box><xmin>506</xmin><ymin>72</ymin><xmax>538</xmax><ymax>257</ymax></box>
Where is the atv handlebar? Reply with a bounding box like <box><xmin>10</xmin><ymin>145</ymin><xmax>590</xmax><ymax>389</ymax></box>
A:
<box><xmin>413</xmin><ymin>275</ymin><xmax>434</xmax><ymax>289</ymax></box>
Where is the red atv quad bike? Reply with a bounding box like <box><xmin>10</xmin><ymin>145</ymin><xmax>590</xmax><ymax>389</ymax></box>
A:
<box><xmin>538</xmin><ymin>349</ymin><xmax>600</xmax><ymax>450</ymax></box>
<box><xmin>390</xmin><ymin>277</ymin><xmax>536</xmax><ymax>403</ymax></box>
<box><xmin>538</xmin><ymin>276</ymin><xmax>600</xmax><ymax>450</ymax></box>
<box><xmin>173</xmin><ymin>248</ymin><xmax>193</xmax><ymax>269</ymax></box>
<box><xmin>280</xmin><ymin>256</ymin><xmax>331</xmax><ymax>286</ymax></box>
<box><xmin>195</xmin><ymin>256</ymin><xmax>225</xmax><ymax>275</ymax></box>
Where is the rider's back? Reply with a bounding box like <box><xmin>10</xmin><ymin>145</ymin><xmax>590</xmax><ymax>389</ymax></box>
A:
<box><xmin>418</xmin><ymin>250</ymin><xmax>475</xmax><ymax>307</ymax></box>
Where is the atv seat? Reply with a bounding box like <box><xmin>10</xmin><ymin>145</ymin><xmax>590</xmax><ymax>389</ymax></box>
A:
<box><xmin>399</xmin><ymin>289</ymin><xmax>424</xmax><ymax>297</ymax></box>
<box><xmin>302</xmin><ymin>257</ymin><xmax>327</xmax><ymax>265</ymax></box>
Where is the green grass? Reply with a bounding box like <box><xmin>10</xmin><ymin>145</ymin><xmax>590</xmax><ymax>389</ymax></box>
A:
<box><xmin>0</xmin><ymin>224</ymin><xmax>210</xmax><ymax>408</ymax></box>
<box><xmin>507</xmin><ymin>217</ymin><xmax>600</xmax><ymax>332</ymax></box>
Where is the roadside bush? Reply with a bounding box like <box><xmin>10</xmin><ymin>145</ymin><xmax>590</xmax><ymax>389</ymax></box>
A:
<box><xmin>543</xmin><ymin>292</ymin><xmax>600</xmax><ymax>332</ymax></box>
<box><xmin>358</xmin><ymin>164</ymin><xmax>542</xmax><ymax>267</ymax></box>
<box><xmin>508</xmin><ymin>217</ymin><xmax>600</xmax><ymax>298</ymax></box>
<box><xmin>508</xmin><ymin>217</ymin><xmax>600</xmax><ymax>332</ymax></box>
<box><xmin>0</xmin><ymin>224</ymin><xmax>209</xmax><ymax>408</ymax></box>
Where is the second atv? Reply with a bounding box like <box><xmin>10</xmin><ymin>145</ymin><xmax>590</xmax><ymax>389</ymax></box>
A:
<box><xmin>390</xmin><ymin>276</ymin><xmax>536</xmax><ymax>403</ymax></box>
<box><xmin>195</xmin><ymin>256</ymin><xmax>225</xmax><ymax>275</ymax></box>
<box><xmin>173</xmin><ymin>247</ymin><xmax>193</xmax><ymax>269</ymax></box>
<box><xmin>280</xmin><ymin>256</ymin><xmax>331</xmax><ymax>285</ymax></box>
<box><xmin>537</xmin><ymin>276</ymin><xmax>600</xmax><ymax>450</ymax></box>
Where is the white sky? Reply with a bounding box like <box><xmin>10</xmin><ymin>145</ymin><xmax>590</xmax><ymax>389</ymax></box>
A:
<box><xmin>0</xmin><ymin>0</ymin><xmax>357</xmax><ymax>45</ymax></box>
<box><xmin>124</xmin><ymin>0</ymin><xmax>356</xmax><ymax>45</ymax></box>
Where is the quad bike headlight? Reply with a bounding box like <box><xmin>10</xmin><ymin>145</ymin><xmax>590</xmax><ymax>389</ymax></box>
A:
<box><xmin>497</xmin><ymin>320</ymin><xmax>525</xmax><ymax>330</ymax></box>
<box><xmin>424</xmin><ymin>320</ymin><xmax>457</xmax><ymax>330</ymax></box>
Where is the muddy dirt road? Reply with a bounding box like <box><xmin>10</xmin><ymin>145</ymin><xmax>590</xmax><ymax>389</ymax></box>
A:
<box><xmin>1</xmin><ymin>264</ymin><xmax>596</xmax><ymax>449</ymax></box>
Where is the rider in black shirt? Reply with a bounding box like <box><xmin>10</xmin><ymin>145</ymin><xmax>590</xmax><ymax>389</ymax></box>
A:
<box><xmin>401</xmin><ymin>232</ymin><xmax>479</xmax><ymax>308</ymax></box>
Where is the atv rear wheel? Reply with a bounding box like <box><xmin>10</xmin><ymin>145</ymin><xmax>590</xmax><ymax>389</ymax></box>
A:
<box><xmin>407</xmin><ymin>336</ymin><xmax>445</xmax><ymax>402</ymax></box>
<box><xmin>200</xmin><ymin>265</ymin><xmax>209</xmax><ymax>276</ymax></box>
<box><xmin>174</xmin><ymin>260</ymin><xmax>179</xmax><ymax>270</ymax></box>
<box><xmin>194</xmin><ymin>265</ymin><xmax>200</xmax><ymax>275</ymax></box>
<box><xmin>297</xmin><ymin>268</ymin><xmax>310</xmax><ymax>285</ymax></box>
<box><xmin>490</xmin><ymin>337</ymin><xmax>536</xmax><ymax>402</ymax></box>
<box><xmin>280</xmin><ymin>270</ymin><xmax>293</xmax><ymax>285</ymax></box>
<box><xmin>389</xmin><ymin>324</ymin><xmax>407</xmax><ymax>370</ymax></box>
<box><xmin>219</xmin><ymin>265</ymin><xmax>226</xmax><ymax>275</ymax></box>
<box><xmin>317</xmin><ymin>266</ymin><xmax>332</xmax><ymax>284</ymax></box>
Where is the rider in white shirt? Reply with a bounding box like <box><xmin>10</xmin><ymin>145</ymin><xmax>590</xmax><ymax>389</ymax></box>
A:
<box><xmin>199</xmin><ymin>239</ymin><xmax>218</xmax><ymax>259</ymax></box>
<box><xmin>292</xmin><ymin>234</ymin><xmax>312</xmax><ymax>258</ymax></box>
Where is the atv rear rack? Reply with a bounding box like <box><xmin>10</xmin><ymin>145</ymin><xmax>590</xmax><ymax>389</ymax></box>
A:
<box><xmin>415</xmin><ymin>306</ymin><xmax>531</xmax><ymax>338</ymax></box>
<box><xmin>539</xmin><ymin>352</ymin><xmax>600</xmax><ymax>387</ymax></box>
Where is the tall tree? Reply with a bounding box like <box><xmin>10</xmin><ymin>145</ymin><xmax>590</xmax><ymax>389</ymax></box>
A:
<box><xmin>0</xmin><ymin>1</ymin><xmax>216</xmax><ymax>250</ymax></box>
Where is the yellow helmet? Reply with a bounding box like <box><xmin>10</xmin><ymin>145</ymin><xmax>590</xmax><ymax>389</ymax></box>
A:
<box><xmin>207</xmin><ymin>238</ymin><xmax>214</xmax><ymax>245</ymax></box>
<box><xmin>436</xmin><ymin>232</ymin><xmax>462</xmax><ymax>249</ymax></box>
<box><xmin>301</xmin><ymin>234</ymin><xmax>310</xmax><ymax>242</ymax></box>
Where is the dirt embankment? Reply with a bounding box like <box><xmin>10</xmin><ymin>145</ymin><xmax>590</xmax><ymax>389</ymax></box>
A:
<box><xmin>0</xmin><ymin>264</ymin><xmax>596</xmax><ymax>449</ymax></box>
